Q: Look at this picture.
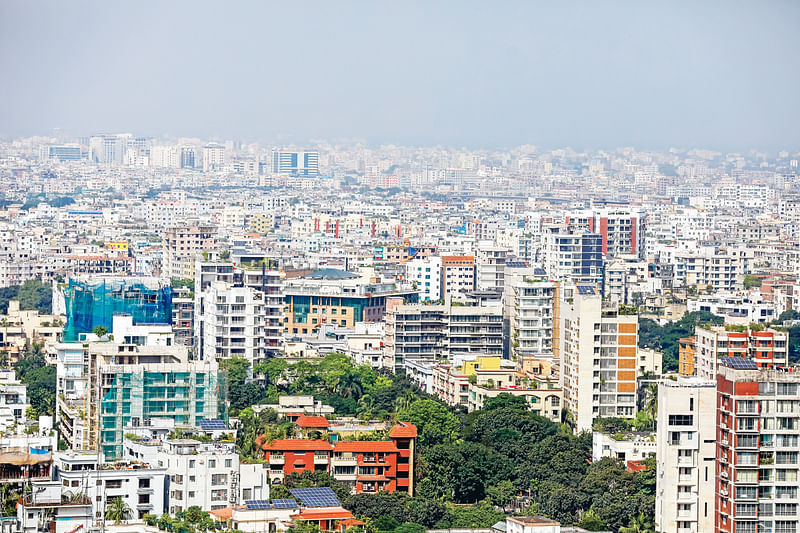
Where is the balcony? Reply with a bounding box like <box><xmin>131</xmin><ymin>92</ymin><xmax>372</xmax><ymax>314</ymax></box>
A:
<box><xmin>314</xmin><ymin>455</ymin><xmax>329</xmax><ymax>464</ymax></box>
<box><xmin>332</xmin><ymin>456</ymin><xmax>357</xmax><ymax>466</ymax></box>
<box><xmin>269</xmin><ymin>455</ymin><xmax>285</xmax><ymax>465</ymax></box>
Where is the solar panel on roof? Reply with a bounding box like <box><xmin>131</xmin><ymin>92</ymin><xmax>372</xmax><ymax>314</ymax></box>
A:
<box><xmin>199</xmin><ymin>419</ymin><xmax>226</xmax><ymax>430</ymax></box>
<box><xmin>271</xmin><ymin>499</ymin><xmax>299</xmax><ymax>509</ymax></box>
<box><xmin>245</xmin><ymin>500</ymin><xmax>271</xmax><ymax>510</ymax></box>
<box><xmin>577</xmin><ymin>285</ymin><xmax>595</xmax><ymax>295</ymax></box>
<box><xmin>720</xmin><ymin>356</ymin><xmax>758</xmax><ymax>370</ymax></box>
<box><xmin>289</xmin><ymin>487</ymin><xmax>340</xmax><ymax>507</ymax></box>
<box><xmin>533</xmin><ymin>268</ymin><xmax>546</xmax><ymax>275</ymax></box>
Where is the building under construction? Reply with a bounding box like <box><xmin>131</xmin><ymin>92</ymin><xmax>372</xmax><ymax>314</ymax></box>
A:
<box><xmin>56</xmin><ymin>276</ymin><xmax>172</xmax><ymax>341</ymax></box>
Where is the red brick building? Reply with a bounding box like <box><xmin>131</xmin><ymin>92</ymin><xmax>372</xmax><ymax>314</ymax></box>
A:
<box><xmin>258</xmin><ymin>422</ymin><xmax>417</xmax><ymax>494</ymax></box>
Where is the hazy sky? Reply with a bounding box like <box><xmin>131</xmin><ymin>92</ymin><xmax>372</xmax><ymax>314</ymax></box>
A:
<box><xmin>1</xmin><ymin>1</ymin><xmax>798</xmax><ymax>150</ymax></box>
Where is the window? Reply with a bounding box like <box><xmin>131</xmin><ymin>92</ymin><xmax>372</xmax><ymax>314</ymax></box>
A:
<box><xmin>208</xmin><ymin>460</ymin><xmax>216</xmax><ymax>468</ymax></box>
<box><xmin>669</xmin><ymin>415</ymin><xmax>694</xmax><ymax>426</ymax></box>
<box><xmin>106</xmin><ymin>480</ymin><xmax>123</xmax><ymax>489</ymax></box>
<box><xmin>139</xmin><ymin>479</ymin><xmax>150</xmax><ymax>488</ymax></box>
<box><xmin>225</xmin><ymin>459</ymin><xmax>232</xmax><ymax>468</ymax></box>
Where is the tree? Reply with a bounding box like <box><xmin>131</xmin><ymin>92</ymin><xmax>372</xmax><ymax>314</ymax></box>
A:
<box><xmin>373</xmin><ymin>515</ymin><xmax>400</xmax><ymax>531</ymax></box>
<box><xmin>483</xmin><ymin>393</ymin><xmax>529</xmax><ymax>412</ymax></box>
<box><xmin>619</xmin><ymin>512</ymin><xmax>655</xmax><ymax>533</ymax></box>
<box><xmin>576</xmin><ymin>508</ymin><xmax>608</xmax><ymax>531</ymax></box>
<box><xmin>93</xmin><ymin>325</ymin><xmax>108</xmax><ymax>338</ymax></box>
<box><xmin>486</xmin><ymin>480</ymin><xmax>516</xmax><ymax>511</ymax></box>
<box><xmin>105</xmin><ymin>496</ymin><xmax>133</xmax><ymax>524</ymax></box>
<box><xmin>337</xmin><ymin>371</ymin><xmax>364</xmax><ymax>400</ymax></box>
<box><xmin>398</xmin><ymin>400</ymin><xmax>459</xmax><ymax>448</ymax></box>
<box><xmin>22</xmin><ymin>365</ymin><xmax>56</xmax><ymax>417</ymax></box>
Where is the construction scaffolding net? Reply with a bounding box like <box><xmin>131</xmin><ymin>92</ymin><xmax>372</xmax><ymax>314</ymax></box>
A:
<box><xmin>62</xmin><ymin>278</ymin><xmax>172</xmax><ymax>341</ymax></box>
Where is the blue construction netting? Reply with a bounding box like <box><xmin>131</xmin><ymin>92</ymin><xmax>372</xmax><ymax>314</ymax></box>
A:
<box><xmin>62</xmin><ymin>278</ymin><xmax>172</xmax><ymax>341</ymax></box>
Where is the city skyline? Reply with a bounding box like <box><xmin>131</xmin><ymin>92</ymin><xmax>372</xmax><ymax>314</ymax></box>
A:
<box><xmin>2</xmin><ymin>1</ymin><xmax>799</xmax><ymax>150</ymax></box>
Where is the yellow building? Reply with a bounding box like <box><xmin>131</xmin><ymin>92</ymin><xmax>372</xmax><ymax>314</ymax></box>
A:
<box><xmin>678</xmin><ymin>336</ymin><xmax>696</xmax><ymax>377</ymax></box>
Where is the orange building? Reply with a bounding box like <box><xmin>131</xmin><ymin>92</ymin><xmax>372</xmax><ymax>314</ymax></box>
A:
<box><xmin>259</xmin><ymin>422</ymin><xmax>417</xmax><ymax>495</ymax></box>
<box><xmin>678</xmin><ymin>336</ymin><xmax>696</xmax><ymax>377</ymax></box>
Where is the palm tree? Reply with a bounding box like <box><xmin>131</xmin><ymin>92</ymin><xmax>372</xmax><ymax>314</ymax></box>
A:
<box><xmin>394</xmin><ymin>390</ymin><xmax>416</xmax><ymax>414</ymax></box>
<box><xmin>620</xmin><ymin>512</ymin><xmax>655</xmax><ymax>533</ymax></box>
<box><xmin>105</xmin><ymin>496</ymin><xmax>133</xmax><ymax>524</ymax></box>
<box><xmin>336</xmin><ymin>372</ymin><xmax>363</xmax><ymax>400</ymax></box>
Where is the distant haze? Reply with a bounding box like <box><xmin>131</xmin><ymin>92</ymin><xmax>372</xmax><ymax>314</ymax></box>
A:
<box><xmin>1</xmin><ymin>1</ymin><xmax>799</xmax><ymax>151</ymax></box>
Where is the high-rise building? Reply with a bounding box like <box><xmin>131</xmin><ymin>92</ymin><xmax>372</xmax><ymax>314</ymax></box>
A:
<box><xmin>180</xmin><ymin>145</ymin><xmax>197</xmax><ymax>169</ymax></box>
<box><xmin>505</xmin><ymin>277</ymin><xmax>558</xmax><ymax>361</ymax></box>
<box><xmin>202</xmin><ymin>143</ymin><xmax>225</xmax><ymax>172</ymax></box>
<box><xmin>541</xmin><ymin>232</ymin><xmax>603</xmax><ymax>285</ymax></box>
<box><xmin>695</xmin><ymin>325</ymin><xmax>788</xmax><ymax>380</ymax></box>
<box><xmin>559</xmin><ymin>283</ymin><xmax>639</xmax><ymax>432</ymax></box>
<box><xmin>200</xmin><ymin>281</ymin><xmax>267</xmax><ymax>364</ymax></box>
<box><xmin>89</xmin><ymin>134</ymin><xmax>130</xmax><ymax>164</ymax></box>
<box><xmin>655</xmin><ymin>377</ymin><xmax>717</xmax><ymax>533</ymax></box>
<box><xmin>715</xmin><ymin>358</ymin><xmax>800</xmax><ymax>533</ymax></box>
<box><xmin>271</xmin><ymin>150</ymin><xmax>319</xmax><ymax>175</ymax></box>
<box><xmin>595</xmin><ymin>208</ymin><xmax>646</xmax><ymax>259</ymax></box>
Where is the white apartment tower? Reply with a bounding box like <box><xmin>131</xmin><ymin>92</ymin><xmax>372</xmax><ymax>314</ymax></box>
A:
<box><xmin>655</xmin><ymin>378</ymin><xmax>717</xmax><ymax>533</ymax></box>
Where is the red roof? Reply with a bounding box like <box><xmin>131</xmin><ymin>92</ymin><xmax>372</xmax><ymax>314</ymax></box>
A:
<box><xmin>262</xmin><ymin>439</ymin><xmax>333</xmax><ymax>452</ymax></box>
<box><xmin>296</xmin><ymin>415</ymin><xmax>330</xmax><ymax>429</ymax></box>
<box><xmin>293</xmin><ymin>508</ymin><xmax>353</xmax><ymax>521</ymax></box>
<box><xmin>334</xmin><ymin>441</ymin><xmax>398</xmax><ymax>452</ymax></box>
<box><xmin>389</xmin><ymin>422</ymin><xmax>418</xmax><ymax>438</ymax></box>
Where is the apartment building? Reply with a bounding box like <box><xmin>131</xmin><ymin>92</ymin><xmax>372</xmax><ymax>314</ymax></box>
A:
<box><xmin>655</xmin><ymin>378</ymin><xmax>716</xmax><ymax>533</ymax></box>
<box><xmin>673</xmin><ymin>247</ymin><xmax>750</xmax><ymax>292</ymax></box>
<box><xmin>441</xmin><ymin>256</ymin><xmax>476</xmax><ymax>298</ymax></box>
<box><xmin>715</xmin><ymin>359</ymin><xmax>800</xmax><ymax>533</ymax></box>
<box><xmin>541</xmin><ymin>232</ymin><xmax>603</xmax><ymax>285</ymax></box>
<box><xmin>476</xmin><ymin>246</ymin><xmax>507</xmax><ymax>292</ymax></box>
<box><xmin>53</xmin><ymin>451</ymin><xmax>167</xmax><ymax>521</ymax></box>
<box><xmin>388</xmin><ymin>303</ymin><xmax>503</xmax><ymax>372</ymax></box>
<box><xmin>200</xmin><ymin>281</ymin><xmax>267</xmax><ymax>364</ymax></box>
<box><xmin>124</xmin><ymin>438</ymin><xmax>269</xmax><ymax>512</ymax></box>
<box><xmin>595</xmin><ymin>208</ymin><xmax>646</xmax><ymax>259</ymax></box>
<box><xmin>259</xmin><ymin>422</ymin><xmax>417</xmax><ymax>495</ymax></box>
<box><xmin>695</xmin><ymin>325</ymin><xmax>788</xmax><ymax>380</ymax></box>
<box><xmin>194</xmin><ymin>256</ymin><xmax>284</xmax><ymax>361</ymax></box>
<box><xmin>162</xmin><ymin>225</ymin><xmax>217</xmax><ymax>280</ymax></box>
<box><xmin>559</xmin><ymin>284</ymin><xmax>639</xmax><ymax>432</ymax></box>
<box><xmin>56</xmin><ymin>328</ymin><xmax>222</xmax><ymax>461</ymax></box>
<box><xmin>405</xmin><ymin>256</ymin><xmax>442</xmax><ymax>301</ymax></box>
<box><xmin>282</xmin><ymin>269</ymin><xmax>417</xmax><ymax>335</ymax></box>
<box><xmin>505</xmin><ymin>277</ymin><xmax>558</xmax><ymax>360</ymax></box>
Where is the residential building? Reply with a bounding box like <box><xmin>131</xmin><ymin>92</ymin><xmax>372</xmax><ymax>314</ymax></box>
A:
<box><xmin>16</xmin><ymin>480</ymin><xmax>93</xmax><ymax>533</ymax></box>
<box><xmin>559</xmin><ymin>284</ymin><xmax>639</xmax><ymax>432</ymax></box>
<box><xmin>258</xmin><ymin>422</ymin><xmax>417</xmax><ymax>495</ymax></box>
<box><xmin>506</xmin><ymin>277</ymin><xmax>558</xmax><ymax>360</ymax></box>
<box><xmin>162</xmin><ymin>225</ymin><xmax>216</xmax><ymax>280</ymax></box>
<box><xmin>541</xmin><ymin>232</ymin><xmax>603</xmax><ymax>285</ymax></box>
<box><xmin>53</xmin><ymin>451</ymin><xmax>167</xmax><ymax>521</ymax></box>
<box><xmin>441</xmin><ymin>256</ymin><xmax>476</xmax><ymax>298</ymax></box>
<box><xmin>203</xmin><ymin>143</ymin><xmax>225</xmax><ymax>172</ymax></box>
<box><xmin>124</xmin><ymin>438</ymin><xmax>269</xmax><ymax>512</ymax></box>
<box><xmin>715</xmin><ymin>359</ymin><xmax>800</xmax><ymax>533</ymax></box>
<box><xmin>655</xmin><ymin>378</ymin><xmax>716</xmax><ymax>533</ymax></box>
<box><xmin>405</xmin><ymin>256</ymin><xmax>442</xmax><ymax>301</ymax></box>
<box><xmin>695</xmin><ymin>325</ymin><xmax>788</xmax><ymax>380</ymax></box>
<box><xmin>200</xmin><ymin>280</ymin><xmax>267</xmax><ymax>364</ymax></box>
<box><xmin>389</xmin><ymin>303</ymin><xmax>503</xmax><ymax>372</ymax></box>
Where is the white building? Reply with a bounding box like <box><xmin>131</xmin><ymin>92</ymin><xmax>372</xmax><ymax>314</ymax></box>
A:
<box><xmin>655</xmin><ymin>378</ymin><xmax>716</xmax><ymax>533</ymax></box>
<box><xmin>200</xmin><ymin>280</ymin><xmax>267</xmax><ymax>364</ymax></box>
<box><xmin>124</xmin><ymin>438</ymin><xmax>268</xmax><ymax>513</ymax></box>
<box><xmin>54</xmin><ymin>451</ymin><xmax>168</xmax><ymax>521</ymax></box>
<box><xmin>405</xmin><ymin>256</ymin><xmax>442</xmax><ymax>301</ymax></box>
